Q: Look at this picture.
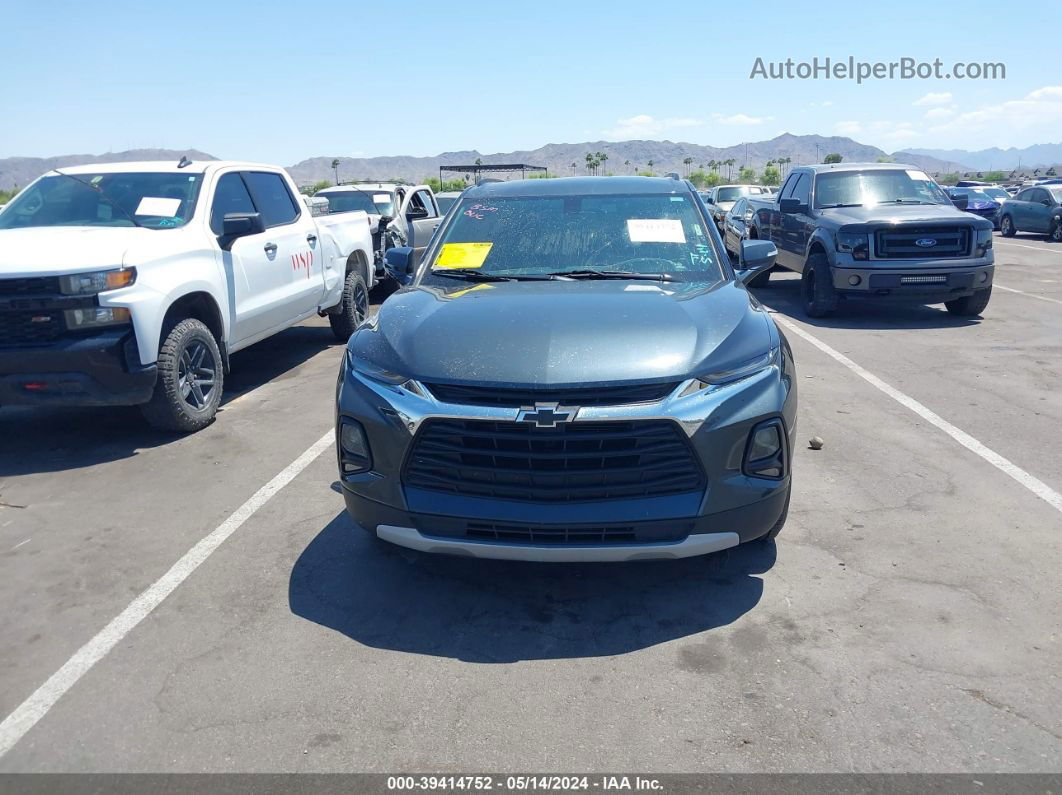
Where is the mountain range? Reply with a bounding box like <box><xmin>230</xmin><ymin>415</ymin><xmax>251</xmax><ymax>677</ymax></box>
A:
<box><xmin>284</xmin><ymin>135</ymin><xmax>974</xmax><ymax>186</ymax></box>
<box><xmin>900</xmin><ymin>143</ymin><xmax>1062</xmax><ymax>172</ymax></box>
<box><xmin>2</xmin><ymin>136</ymin><xmax>1060</xmax><ymax>191</ymax></box>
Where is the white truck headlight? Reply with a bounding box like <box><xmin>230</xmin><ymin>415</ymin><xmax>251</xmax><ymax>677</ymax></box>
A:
<box><xmin>59</xmin><ymin>268</ymin><xmax>137</xmax><ymax>296</ymax></box>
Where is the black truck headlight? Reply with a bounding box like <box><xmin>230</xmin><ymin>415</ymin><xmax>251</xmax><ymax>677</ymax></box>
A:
<box><xmin>338</xmin><ymin>419</ymin><xmax>372</xmax><ymax>474</ymax></box>
<box><xmin>743</xmin><ymin>418</ymin><xmax>786</xmax><ymax>480</ymax></box>
<box><xmin>836</xmin><ymin>232</ymin><xmax>870</xmax><ymax>260</ymax></box>
<box><xmin>64</xmin><ymin>307</ymin><xmax>131</xmax><ymax>329</ymax></box>
<box><xmin>59</xmin><ymin>268</ymin><xmax>136</xmax><ymax>295</ymax></box>
<box><xmin>975</xmin><ymin>228</ymin><xmax>993</xmax><ymax>257</ymax></box>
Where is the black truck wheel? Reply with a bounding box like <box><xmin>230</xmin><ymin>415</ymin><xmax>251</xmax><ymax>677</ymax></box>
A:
<box><xmin>140</xmin><ymin>318</ymin><xmax>224</xmax><ymax>433</ymax></box>
<box><xmin>800</xmin><ymin>253</ymin><xmax>838</xmax><ymax>318</ymax></box>
<box><xmin>329</xmin><ymin>269</ymin><xmax>369</xmax><ymax>342</ymax></box>
<box><xmin>945</xmin><ymin>287</ymin><xmax>992</xmax><ymax>317</ymax></box>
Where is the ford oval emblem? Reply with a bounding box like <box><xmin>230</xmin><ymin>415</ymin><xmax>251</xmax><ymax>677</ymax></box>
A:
<box><xmin>915</xmin><ymin>238</ymin><xmax>938</xmax><ymax>248</ymax></box>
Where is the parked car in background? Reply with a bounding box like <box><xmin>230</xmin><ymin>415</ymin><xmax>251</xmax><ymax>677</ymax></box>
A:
<box><xmin>435</xmin><ymin>191</ymin><xmax>463</xmax><ymax>215</ymax></box>
<box><xmin>748</xmin><ymin>163</ymin><xmax>994</xmax><ymax>317</ymax></box>
<box><xmin>703</xmin><ymin>184</ymin><xmax>770</xmax><ymax>230</ymax></box>
<box><xmin>340</xmin><ymin>176</ymin><xmax>794</xmax><ymax>561</ymax></box>
<box><xmin>998</xmin><ymin>185</ymin><xmax>1062</xmax><ymax>241</ymax></box>
<box><xmin>945</xmin><ymin>187</ymin><xmax>1002</xmax><ymax>229</ymax></box>
<box><xmin>722</xmin><ymin>197</ymin><xmax>756</xmax><ymax>257</ymax></box>
<box><xmin>0</xmin><ymin>160</ymin><xmax>375</xmax><ymax>431</ymax></box>
<box><xmin>978</xmin><ymin>186</ymin><xmax>1011</xmax><ymax>204</ymax></box>
<box><xmin>315</xmin><ymin>183</ymin><xmax>441</xmax><ymax>277</ymax></box>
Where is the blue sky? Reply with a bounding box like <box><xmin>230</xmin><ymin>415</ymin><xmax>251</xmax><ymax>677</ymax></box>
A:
<box><xmin>3</xmin><ymin>0</ymin><xmax>1059</xmax><ymax>162</ymax></box>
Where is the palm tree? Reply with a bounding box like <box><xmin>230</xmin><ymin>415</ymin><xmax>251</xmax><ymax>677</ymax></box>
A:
<box><xmin>683</xmin><ymin>156</ymin><xmax>694</xmax><ymax>176</ymax></box>
<box><xmin>331</xmin><ymin>158</ymin><xmax>340</xmax><ymax>185</ymax></box>
<box><xmin>708</xmin><ymin>159</ymin><xmax>719</xmax><ymax>174</ymax></box>
<box><xmin>624</xmin><ymin>159</ymin><xmax>631</xmax><ymax>174</ymax></box>
<box><xmin>646</xmin><ymin>159</ymin><xmax>655</xmax><ymax>175</ymax></box>
<box><xmin>724</xmin><ymin>158</ymin><xmax>735</xmax><ymax>181</ymax></box>
<box><xmin>597</xmin><ymin>152</ymin><xmax>608</xmax><ymax>175</ymax></box>
<box><xmin>570</xmin><ymin>161</ymin><xmax>578</xmax><ymax>174</ymax></box>
<box><xmin>585</xmin><ymin>153</ymin><xmax>594</xmax><ymax>175</ymax></box>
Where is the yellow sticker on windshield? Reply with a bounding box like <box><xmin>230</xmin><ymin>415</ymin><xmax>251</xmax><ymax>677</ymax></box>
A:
<box><xmin>434</xmin><ymin>242</ymin><xmax>493</xmax><ymax>269</ymax></box>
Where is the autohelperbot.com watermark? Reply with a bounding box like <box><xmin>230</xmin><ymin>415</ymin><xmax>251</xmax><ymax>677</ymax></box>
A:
<box><xmin>750</xmin><ymin>56</ymin><xmax>1005</xmax><ymax>83</ymax></box>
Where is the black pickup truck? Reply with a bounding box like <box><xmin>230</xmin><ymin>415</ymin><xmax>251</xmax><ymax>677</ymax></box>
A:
<box><xmin>747</xmin><ymin>163</ymin><xmax>995</xmax><ymax>317</ymax></box>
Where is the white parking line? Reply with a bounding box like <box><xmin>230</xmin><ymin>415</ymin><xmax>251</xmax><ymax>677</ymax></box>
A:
<box><xmin>0</xmin><ymin>430</ymin><xmax>335</xmax><ymax>759</ymax></box>
<box><xmin>995</xmin><ymin>239</ymin><xmax>1062</xmax><ymax>255</ymax></box>
<box><xmin>773</xmin><ymin>316</ymin><xmax>1062</xmax><ymax>516</ymax></box>
<box><xmin>995</xmin><ymin>284</ymin><xmax>1062</xmax><ymax>306</ymax></box>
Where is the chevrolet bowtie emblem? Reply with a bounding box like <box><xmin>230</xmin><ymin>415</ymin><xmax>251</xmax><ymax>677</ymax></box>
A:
<box><xmin>515</xmin><ymin>402</ymin><xmax>578</xmax><ymax>428</ymax></box>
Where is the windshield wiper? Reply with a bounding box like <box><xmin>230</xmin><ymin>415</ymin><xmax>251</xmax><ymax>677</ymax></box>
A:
<box><xmin>50</xmin><ymin>170</ymin><xmax>145</xmax><ymax>228</ymax></box>
<box><xmin>433</xmin><ymin>269</ymin><xmax>556</xmax><ymax>282</ymax></box>
<box><xmin>818</xmin><ymin>203</ymin><xmax>864</xmax><ymax>208</ymax></box>
<box><xmin>547</xmin><ymin>269</ymin><xmax>674</xmax><ymax>282</ymax></box>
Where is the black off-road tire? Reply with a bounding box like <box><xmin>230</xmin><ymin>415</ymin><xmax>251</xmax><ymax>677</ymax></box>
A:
<box><xmin>945</xmin><ymin>287</ymin><xmax>992</xmax><ymax>317</ymax></box>
<box><xmin>140</xmin><ymin>318</ymin><xmax>224</xmax><ymax>433</ymax></box>
<box><xmin>999</xmin><ymin>215</ymin><xmax>1016</xmax><ymax>237</ymax></box>
<box><xmin>329</xmin><ymin>269</ymin><xmax>370</xmax><ymax>342</ymax></box>
<box><xmin>800</xmin><ymin>253</ymin><xmax>838</xmax><ymax>318</ymax></box>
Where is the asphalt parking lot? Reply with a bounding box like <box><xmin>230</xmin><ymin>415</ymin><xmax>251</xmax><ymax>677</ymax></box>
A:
<box><xmin>0</xmin><ymin>233</ymin><xmax>1060</xmax><ymax>773</ymax></box>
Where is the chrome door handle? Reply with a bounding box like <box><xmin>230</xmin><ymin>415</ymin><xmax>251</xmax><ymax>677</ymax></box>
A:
<box><xmin>264</xmin><ymin>243</ymin><xmax>277</xmax><ymax>255</ymax></box>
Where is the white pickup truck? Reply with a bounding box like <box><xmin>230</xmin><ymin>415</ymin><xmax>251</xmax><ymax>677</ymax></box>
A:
<box><xmin>0</xmin><ymin>159</ymin><xmax>375</xmax><ymax>432</ymax></box>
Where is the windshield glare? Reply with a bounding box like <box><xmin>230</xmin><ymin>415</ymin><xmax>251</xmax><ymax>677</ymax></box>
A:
<box><xmin>0</xmin><ymin>172</ymin><xmax>202</xmax><ymax>230</ymax></box>
<box><xmin>815</xmin><ymin>170</ymin><xmax>950</xmax><ymax>208</ymax></box>
<box><xmin>716</xmin><ymin>186</ymin><xmax>761</xmax><ymax>202</ymax></box>
<box><xmin>316</xmin><ymin>190</ymin><xmax>380</xmax><ymax>215</ymax></box>
<box><xmin>979</xmin><ymin>187</ymin><xmax>1009</xmax><ymax>200</ymax></box>
<box><xmin>422</xmin><ymin>193</ymin><xmax>724</xmax><ymax>283</ymax></box>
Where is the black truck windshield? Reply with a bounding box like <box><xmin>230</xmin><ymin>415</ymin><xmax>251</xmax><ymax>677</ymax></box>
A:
<box><xmin>815</xmin><ymin>169</ymin><xmax>950</xmax><ymax>209</ymax></box>
<box><xmin>422</xmin><ymin>193</ymin><xmax>724</xmax><ymax>284</ymax></box>
<box><xmin>0</xmin><ymin>172</ymin><xmax>203</xmax><ymax>230</ymax></box>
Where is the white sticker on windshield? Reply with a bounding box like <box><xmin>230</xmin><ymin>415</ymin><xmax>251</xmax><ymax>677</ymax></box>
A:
<box><xmin>373</xmin><ymin>194</ymin><xmax>390</xmax><ymax>203</ymax></box>
<box><xmin>905</xmin><ymin>170</ymin><xmax>930</xmax><ymax>181</ymax></box>
<box><xmin>135</xmin><ymin>197</ymin><xmax>181</xmax><ymax>217</ymax></box>
<box><xmin>627</xmin><ymin>218</ymin><xmax>686</xmax><ymax>244</ymax></box>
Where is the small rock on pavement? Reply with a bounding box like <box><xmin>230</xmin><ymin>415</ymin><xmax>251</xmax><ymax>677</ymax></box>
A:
<box><xmin>808</xmin><ymin>436</ymin><xmax>824</xmax><ymax>450</ymax></box>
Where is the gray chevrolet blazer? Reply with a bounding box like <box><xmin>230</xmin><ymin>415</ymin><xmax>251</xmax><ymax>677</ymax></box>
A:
<box><xmin>335</xmin><ymin>177</ymin><xmax>796</xmax><ymax>562</ymax></box>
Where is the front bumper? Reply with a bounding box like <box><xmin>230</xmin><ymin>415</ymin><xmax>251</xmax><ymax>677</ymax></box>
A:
<box><xmin>831</xmin><ymin>262</ymin><xmax>993</xmax><ymax>301</ymax></box>
<box><xmin>377</xmin><ymin>524</ymin><xmax>740</xmax><ymax>562</ymax></box>
<box><xmin>336</xmin><ymin>352</ymin><xmax>797</xmax><ymax>561</ymax></box>
<box><xmin>343</xmin><ymin>486</ymin><xmax>787</xmax><ymax>561</ymax></box>
<box><xmin>0</xmin><ymin>328</ymin><xmax>157</xmax><ymax>407</ymax></box>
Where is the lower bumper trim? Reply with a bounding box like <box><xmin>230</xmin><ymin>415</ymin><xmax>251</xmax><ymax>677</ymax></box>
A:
<box><xmin>376</xmin><ymin>524</ymin><xmax>740</xmax><ymax>562</ymax></box>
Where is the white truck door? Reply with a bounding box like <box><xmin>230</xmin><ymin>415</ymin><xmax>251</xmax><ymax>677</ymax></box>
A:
<box><xmin>210</xmin><ymin>172</ymin><xmax>295</xmax><ymax>345</ymax></box>
<box><xmin>242</xmin><ymin>171</ymin><xmax>324</xmax><ymax>322</ymax></box>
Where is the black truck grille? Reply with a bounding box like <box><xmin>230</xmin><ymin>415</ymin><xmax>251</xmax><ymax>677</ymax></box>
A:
<box><xmin>424</xmin><ymin>381</ymin><xmax>679</xmax><ymax>407</ymax></box>
<box><xmin>874</xmin><ymin>226</ymin><xmax>970</xmax><ymax>259</ymax></box>
<box><xmin>0</xmin><ymin>276</ymin><xmax>62</xmax><ymax>297</ymax></box>
<box><xmin>403</xmin><ymin>418</ymin><xmax>705</xmax><ymax>503</ymax></box>
<box><xmin>0</xmin><ymin>311</ymin><xmax>65</xmax><ymax>347</ymax></box>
